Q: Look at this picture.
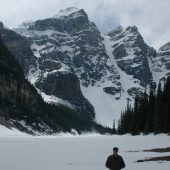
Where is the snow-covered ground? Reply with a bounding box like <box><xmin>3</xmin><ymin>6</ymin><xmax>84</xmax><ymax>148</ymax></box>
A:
<box><xmin>0</xmin><ymin>125</ymin><xmax>29</xmax><ymax>137</ymax></box>
<box><xmin>0</xmin><ymin>128</ymin><xmax>169</xmax><ymax>170</ymax></box>
<box><xmin>81</xmin><ymin>85</ymin><xmax>127</xmax><ymax>127</ymax></box>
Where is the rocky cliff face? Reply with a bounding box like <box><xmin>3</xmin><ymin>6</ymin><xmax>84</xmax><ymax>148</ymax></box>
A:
<box><xmin>103</xmin><ymin>25</ymin><xmax>157</xmax><ymax>104</ymax></box>
<box><xmin>148</xmin><ymin>42</ymin><xmax>170</xmax><ymax>83</ymax></box>
<box><xmin>107</xmin><ymin>25</ymin><xmax>153</xmax><ymax>86</ymax></box>
<box><xmin>35</xmin><ymin>72</ymin><xmax>94</xmax><ymax>118</ymax></box>
<box><xmin>15</xmin><ymin>7</ymin><xmax>119</xmax><ymax>87</ymax></box>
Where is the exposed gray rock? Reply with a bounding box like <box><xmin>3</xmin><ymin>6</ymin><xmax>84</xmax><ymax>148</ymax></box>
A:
<box><xmin>35</xmin><ymin>72</ymin><xmax>95</xmax><ymax>118</ymax></box>
<box><xmin>108</xmin><ymin>25</ymin><xmax>153</xmax><ymax>86</ymax></box>
<box><xmin>32</xmin><ymin>8</ymin><xmax>89</xmax><ymax>34</ymax></box>
<box><xmin>103</xmin><ymin>86</ymin><xmax>121</xmax><ymax>96</ymax></box>
<box><xmin>148</xmin><ymin>42</ymin><xmax>170</xmax><ymax>83</ymax></box>
<box><xmin>157</xmin><ymin>43</ymin><xmax>170</xmax><ymax>70</ymax></box>
<box><xmin>15</xmin><ymin>7</ymin><xmax>119</xmax><ymax>88</ymax></box>
<box><xmin>127</xmin><ymin>87</ymin><xmax>143</xmax><ymax>98</ymax></box>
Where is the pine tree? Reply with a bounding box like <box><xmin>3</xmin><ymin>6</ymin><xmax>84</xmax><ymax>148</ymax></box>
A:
<box><xmin>144</xmin><ymin>83</ymin><xmax>156</xmax><ymax>134</ymax></box>
<box><xmin>162</xmin><ymin>77</ymin><xmax>170</xmax><ymax>133</ymax></box>
<box><xmin>154</xmin><ymin>82</ymin><xmax>162</xmax><ymax>133</ymax></box>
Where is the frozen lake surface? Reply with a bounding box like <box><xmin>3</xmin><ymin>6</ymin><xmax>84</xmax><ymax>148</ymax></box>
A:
<box><xmin>0</xmin><ymin>132</ymin><xmax>170</xmax><ymax>170</ymax></box>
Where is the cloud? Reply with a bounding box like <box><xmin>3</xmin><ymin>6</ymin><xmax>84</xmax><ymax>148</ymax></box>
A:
<box><xmin>0</xmin><ymin>0</ymin><xmax>170</xmax><ymax>49</ymax></box>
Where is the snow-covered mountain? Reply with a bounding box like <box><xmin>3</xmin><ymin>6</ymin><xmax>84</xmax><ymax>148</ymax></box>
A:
<box><xmin>13</xmin><ymin>7</ymin><xmax>170</xmax><ymax>127</ymax></box>
<box><xmin>14</xmin><ymin>7</ymin><xmax>121</xmax><ymax>125</ymax></box>
<box><xmin>107</xmin><ymin>26</ymin><xmax>154</xmax><ymax>85</ymax></box>
<box><xmin>148</xmin><ymin>42</ymin><xmax>170</xmax><ymax>83</ymax></box>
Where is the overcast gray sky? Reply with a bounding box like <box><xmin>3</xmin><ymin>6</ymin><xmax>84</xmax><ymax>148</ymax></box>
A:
<box><xmin>0</xmin><ymin>0</ymin><xmax>170</xmax><ymax>49</ymax></box>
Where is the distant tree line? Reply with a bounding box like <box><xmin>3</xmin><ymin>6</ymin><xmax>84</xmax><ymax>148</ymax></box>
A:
<box><xmin>118</xmin><ymin>77</ymin><xmax>170</xmax><ymax>135</ymax></box>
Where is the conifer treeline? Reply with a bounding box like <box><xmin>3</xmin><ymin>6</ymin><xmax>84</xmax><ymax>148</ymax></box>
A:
<box><xmin>118</xmin><ymin>77</ymin><xmax>170</xmax><ymax>135</ymax></box>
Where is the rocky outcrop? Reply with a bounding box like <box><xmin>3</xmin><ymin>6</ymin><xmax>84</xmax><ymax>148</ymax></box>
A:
<box><xmin>103</xmin><ymin>86</ymin><xmax>121</xmax><ymax>96</ymax></box>
<box><xmin>127</xmin><ymin>87</ymin><xmax>143</xmax><ymax>98</ymax></box>
<box><xmin>148</xmin><ymin>42</ymin><xmax>170</xmax><ymax>83</ymax></box>
<box><xmin>108</xmin><ymin>26</ymin><xmax>153</xmax><ymax>86</ymax></box>
<box><xmin>35</xmin><ymin>72</ymin><xmax>95</xmax><ymax>118</ymax></box>
<box><xmin>32</xmin><ymin>8</ymin><xmax>89</xmax><ymax>34</ymax></box>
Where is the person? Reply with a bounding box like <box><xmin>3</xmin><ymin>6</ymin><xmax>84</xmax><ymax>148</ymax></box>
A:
<box><xmin>105</xmin><ymin>147</ymin><xmax>125</xmax><ymax>170</ymax></box>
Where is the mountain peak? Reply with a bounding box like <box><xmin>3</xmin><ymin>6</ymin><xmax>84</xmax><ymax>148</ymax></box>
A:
<box><xmin>159</xmin><ymin>42</ymin><xmax>170</xmax><ymax>52</ymax></box>
<box><xmin>108</xmin><ymin>25</ymin><xmax>124</xmax><ymax>36</ymax></box>
<box><xmin>126</xmin><ymin>25</ymin><xmax>138</xmax><ymax>33</ymax></box>
<box><xmin>108</xmin><ymin>25</ymin><xmax>139</xmax><ymax>37</ymax></box>
<box><xmin>58</xmin><ymin>7</ymin><xmax>79</xmax><ymax>14</ymax></box>
<box><xmin>18</xmin><ymin>20</ymin><xmax>34</xmax><ymax>28</ymax></box>
<box><xmin>53</xmin><ymin>7</ymin><xmax>87</xmax><ymax>19</ymax></box>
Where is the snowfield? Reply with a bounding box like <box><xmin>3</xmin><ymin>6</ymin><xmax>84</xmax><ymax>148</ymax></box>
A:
<box><xmin>81</xmin><ymin>85</ymin><xmax>127</xmax><ymax>127</ymax></box>
<box><xmin>0</xmin><ymin>127</ymin><xmax>170</xmax><ymax>170</ymax></box>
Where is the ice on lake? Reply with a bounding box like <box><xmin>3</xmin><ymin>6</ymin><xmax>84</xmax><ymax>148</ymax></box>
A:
<box><xmin>0</xmin><ymin>130</ymin><xmax>170</xmax><ymax>170</ymax></box>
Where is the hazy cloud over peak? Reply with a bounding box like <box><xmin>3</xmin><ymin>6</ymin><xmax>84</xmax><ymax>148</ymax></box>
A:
<box><xmin>0</xmin><ymin>0</ymin><xmax>170</xmax><ymax>49</ymax></box>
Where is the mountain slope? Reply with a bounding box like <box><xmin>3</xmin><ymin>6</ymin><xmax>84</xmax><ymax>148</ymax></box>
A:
<box><xmin>0</xmin><ymin>36</ymin><xmax>112</xmax><ymax>134</ymax></box>
<box><xmin>0</xmin><ymin>36</ymin><xmax>48</xmax><ymax>134</ymax></box>
<box><xmin>14</xmin><ymin>7</ymin><xmax>121</xmax><ymax>125</ymax></box>
<box><xmin>1</xmin><ymin>20</ymin><xmax>95</xmax><ymax>119</ymax></box>
<box><xmin>0</xmin><ymin>22</ymin><xmax>36</xmax><ymax>75</ymax></box>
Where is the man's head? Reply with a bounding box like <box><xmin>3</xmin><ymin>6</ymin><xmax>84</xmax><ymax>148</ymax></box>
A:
<box><xmin>113</xmin><ymin>147</ymin><xmax>118</xmax><ymax>156</ymax></box>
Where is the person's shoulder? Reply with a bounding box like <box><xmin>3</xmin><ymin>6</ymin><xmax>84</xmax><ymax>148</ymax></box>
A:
<box><xmin>117</xmin><ymin>155</ymin><xmax>123</xmax><ymax>158</ymax></box>
<box><xmin>108</xmin><ymin>155</ymin><xmax>113</xmax><ymax>158</ymax></box>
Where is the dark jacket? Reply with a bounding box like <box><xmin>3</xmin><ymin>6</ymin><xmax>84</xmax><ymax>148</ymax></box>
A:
<box><xmin>105</xmin><ymin>155</ymin><xmax>125</xmax><ymax>170</ymax></box>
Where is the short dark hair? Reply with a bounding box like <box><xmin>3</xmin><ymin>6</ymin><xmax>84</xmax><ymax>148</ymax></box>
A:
<box><xmin>113</xmin><ymin>147</ymin><xmax>118</xmax><ymax>151</ymax></box>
